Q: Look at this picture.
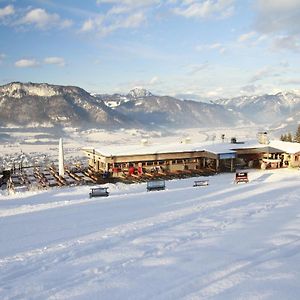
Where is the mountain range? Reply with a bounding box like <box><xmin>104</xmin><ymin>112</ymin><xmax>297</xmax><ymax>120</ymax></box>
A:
<box><xmin>0</xmin><ymin>82</ymin><xmax>299</xmax><ymax>133</ymax></box>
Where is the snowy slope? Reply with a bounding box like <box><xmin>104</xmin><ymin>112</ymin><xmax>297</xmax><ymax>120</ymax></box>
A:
<box><xmin>1</xmin><ymin>169</ymin><xmax>300</xmax><ymax>299</ymax></box>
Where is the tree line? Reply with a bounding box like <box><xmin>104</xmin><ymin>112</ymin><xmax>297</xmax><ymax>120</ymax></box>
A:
<box><xmin>280</xmin><ymin>125</ymin><xmax>300</xmax><ymax>142</ymax></box>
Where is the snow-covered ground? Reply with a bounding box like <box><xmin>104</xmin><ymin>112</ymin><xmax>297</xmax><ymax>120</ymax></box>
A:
<box><xmin>0</xmin><ymin>125</ymin><xmax>265</xmax><ymax>172</ymax></box>
<box><xmin>0</xmin><ymin>125</ymin><xmax>263</xmax><ymax>157</ymax></box>
<box><xmin>1</xmin><ymin>168</ymin><xmax>300</xmax><ymax>299</ymax></box>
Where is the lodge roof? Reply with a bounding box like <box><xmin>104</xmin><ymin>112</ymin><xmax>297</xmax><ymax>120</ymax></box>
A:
<box><xmin>83</xmin><ymin>139</ymin><xmax>300</xmax><ymax>158</ymax></box>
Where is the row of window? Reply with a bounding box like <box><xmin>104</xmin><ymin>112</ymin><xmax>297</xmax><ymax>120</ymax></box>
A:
<box><xmin>110</xmin><ymin>158</ymin><xmax>204</xmax><ymax>168</ymax></box>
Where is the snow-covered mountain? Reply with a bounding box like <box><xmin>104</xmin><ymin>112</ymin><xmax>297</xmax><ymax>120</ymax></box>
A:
<box><xmin>214</xmin><ymin>91</ymin><xmax>300</xmax><ymax>126</ymax></box>
<box><xmin>2</xmin><ymin>82</ymin><xmax>300</xmax><ymax>131</ymax></box>
<box><xmin>96</xmin><ymin>88</ymin><xmax>245</xmax><ymax>128</ymax></box>
<box><xmin>0</xmin><ymin>82</ymin><xmax>136</xmax><ymax>128</ymax></box>
<box><xmin>127</xmin><ymin>87</ymin><xmax>153</xmax><ymax>99</ymax></box>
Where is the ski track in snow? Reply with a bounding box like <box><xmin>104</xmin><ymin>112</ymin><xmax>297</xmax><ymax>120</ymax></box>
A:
<box><xmin>1</xmin><ymin>169</ymin><xmax>300</xmax><ymax>299</ymax></box>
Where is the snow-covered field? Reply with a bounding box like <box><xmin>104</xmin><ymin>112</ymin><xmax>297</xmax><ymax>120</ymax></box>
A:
<box><xmin>0</xmin><ymin>126</ymin><xmax>263</xmax><ymax>161</ymax></box>
<box><xmin>1</xmin><ymin>168</ymin><xmax>300</xmax><ymax>299</ymax></box>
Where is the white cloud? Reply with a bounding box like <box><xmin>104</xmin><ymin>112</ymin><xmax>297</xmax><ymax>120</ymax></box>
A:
<box><xmin>255</xmin><ymin>0</ymin><xmax>300</xmax><ymax>34</ymax></box>
<box><xmin>149</xmin><ymin>76</ymin><xmax>161</xmax><ymax>85</ymax></box>
<box><xmin>195</xmin><ymin>42</ymin><xmax>226</xmax><ymax>54</ymax></box>
<box><xmin>97</xmin><ymin>0</ymin><xmax>160</xmax><ymax>17</ymax></box>
<box><xmin>108</xmin><ymin>5</ymin><xmax>131</xmax><ymax>15</ymax></box>
<box><xmin>253</xmin><ymin>0</ymin><xmax>300</xmax><ymax>52</ymax></box>
<box><xmin>0</xmin><ymin>5</ymin><xmax>14</xmax><ymax>18</ymax></box>
<box><xmin>0</xmin><ymin>53</ymin><xmax>6</xmax><ymax>65</ymax></box>
<box><xmin>280</xmin><ymin>78</ymin><xmax>300</xmax><ymax>85</ymax></box>
<box><xmin>97</xmin><ymin>0</ymin><xmax>160</xmax><ymax>7</ymax></box>
<box><xmin>240</xmin><ymin>84</ymin><xmax>259</xmax><ymax>94</ymax></box>
<box><xmin>271</xmin><ymin>35</ymin><xmax>300</xmax><ymax>52</ymax></box>
<box><xmin>80</xmin><ymin>18</ymin><xmax>96</xmax><ymax>32</ymax></box>
<box><xmin>173</xmin><ymin>0</ymin><xmax>235</xmax><ymax>19</ymax></box>
<box><xmin>238</xmin><ymin>31</ymin><xmax>256</xmax><ymax>42</ymax></box>
<box><xmin>15</xmin><ymin>59</ymin><xmax>39</xmax><ymax>68</ymax></box>
<box><xmin>187</xmin><ymin>62</ymin><xmax>210</xmax><ymax>75</ymax></box>
<box><xmin>121</xmin><ymin>11</ymin><xmax>145</xmax><ymax>27</ymax></box>
<box><xmin>80</xmin><ymin>0</ymin><xmax>160</xmax><ymax>36</ymax></box>
<box><xmin>80</xmin><ymin>11</ymin><xmax>145</xmax><ymax>36</ymax></box>
<box><xmin>44</xmin><ymin>57</ymin><xmax>65</xmax><ymax>67</ymax></box>
<box><xmin>205</xmin><ymin>87</ymin><xmax>224</xmax><ymax>98</ymax></box>
<box><xmin>249</xmin><ymin>66</ymin><xmax>273</xmax><ymax>83</ymax></box>
<box><xmin>18</xmin><ymin>8</ymin><xmax>72</xmax><ymax>30</ymax></box>
<box><xmin>15</xmin><ymin>57</ymin><xmax>66</xmax><ymax>68</ymax></box>
<box><xmin>248</xmin><ymin>64</ymin><xmax>290</xmax><ymax>83</ymax></box>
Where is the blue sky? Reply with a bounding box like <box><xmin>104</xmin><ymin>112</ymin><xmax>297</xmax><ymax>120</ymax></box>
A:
<box><xmin>0</xmin><ymin>0</ymin><xmax>300</xmax><ymax>99</ymax></box>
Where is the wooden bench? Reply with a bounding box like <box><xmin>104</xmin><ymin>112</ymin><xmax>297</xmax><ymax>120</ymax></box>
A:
<box><xmin>147</xmin><ymin>180</ymin><xmax>165</xmax><ymax>192</ymax></box>
<box><xmin>89</xmin><ymin>187</ymin><xmax>109</xmax><ymax>198</ymax></box>
<box><xmin>235</xmin><ymin>172</ymin><xmax>249</xmax><ymax>183</ymax></box>
<box><xmin>193</xmin><ymin>180</ymin><xmax>209</xmax><ymax>187</ymax></box>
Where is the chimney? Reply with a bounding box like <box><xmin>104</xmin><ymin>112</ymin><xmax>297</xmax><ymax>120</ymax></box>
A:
<box><xmin>257</xmin><ymin>132</ymin><xmax>269</xmax><ymax>144</ymax></box>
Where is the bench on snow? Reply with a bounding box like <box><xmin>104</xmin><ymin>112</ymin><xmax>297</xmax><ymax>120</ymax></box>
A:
<box><xmin>89</xmin><ymin>187</ymin><xmax>109</xmax><ymax>198</ymax></box>
<box><xmin>235</xmin><ymin>172</ymin><xmax>249</xmax><ymax>183</ymax></box>
<box><xmin>147</xmin><ymin>180</ymin><xmax>165</xmax><ymax>192</ymax></box>
<box><xmin>193</xmin><ymin>180</ymin><xmax>209</xmax><ymax>187</ymax></box>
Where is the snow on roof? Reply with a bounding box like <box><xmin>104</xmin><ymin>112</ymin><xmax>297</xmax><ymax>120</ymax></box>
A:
<box><xmin>269</xmin><ymin>140</ymin><xmax>300</xmax><ymax>154</ymax></box>
<box><xmin>93</xmin><ymin>140</ymin><xmax>237</xmax><ymax>157</ymax></box>
<box><xmin>90</xmin><ymin>138</ymin><xmax>300</xmax><ymax>157</ymax></box>
<box><xmin>229</xmin><ymin>140</ymin><xmax>300</xmax><ymax>154</ymax></box>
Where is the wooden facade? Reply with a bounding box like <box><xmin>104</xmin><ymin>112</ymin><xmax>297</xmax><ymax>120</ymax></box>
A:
<box><xmin>82</xmin><ymin>148</ymin><xmax>236</xmax><ymax>177</ymax></box>
<box><xmin>82</xmin><ymin>140</ymin><xmax>300</xmax><ymax>178</ymax></box>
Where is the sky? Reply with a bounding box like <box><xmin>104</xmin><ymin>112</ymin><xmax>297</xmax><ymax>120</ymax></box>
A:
<box><xmin>0</xmin><ymin>0</ymin><xmax>300</xmax><ymax>99</ymax></box>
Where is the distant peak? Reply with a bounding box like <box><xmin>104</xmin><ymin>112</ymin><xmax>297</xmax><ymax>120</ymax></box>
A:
<box><xmin>128</xmin><ymin>88</ymin><xmax>153</xmax><ymax>98</ymax></box>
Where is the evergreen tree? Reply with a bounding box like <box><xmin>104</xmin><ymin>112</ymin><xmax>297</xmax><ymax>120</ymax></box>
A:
<box><xmin>294</xmin><ymin>125</ymin><xmax>300</xmax><ymax>143</ymax></box>
<box><xmin>287</xmin><ymin>132</ymin><xmax>293</xmax><ymax>142</ymax></box>
<box><xmin>280</xmin><ymin>134</ymin><xmax>286</xmax><ymax>141</ymax></box>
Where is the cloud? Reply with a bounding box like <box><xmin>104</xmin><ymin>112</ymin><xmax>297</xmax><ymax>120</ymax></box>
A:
<box><xmin>238</xmin><ymin>31</ymin><xmax>256</xmax><ymax>42</ymax></box>
<box><xmin>15</xmin><ymin>57</ymin><xmax>66</xmax><ymax>68</ymax></box>
<box><xmin>253</xmin><ymin>0</ymin><xmax>300</xmax><ymax>52</ymax></box>
<box><xmin>249</xmin><ymin>66</ymin><xmax>273</xmax><ymax>83</ymax></box>
<box><xmin>96</xmin><ymin>0</ymin><xmax>161</xmax><ymax>16</ymax></box>
<box><xmin>149</xmin><ymin>76</ymin><xmax>161</xmax><ymax>85</ymax></box>
<box><xmin>97</xmin><ymin>0</ymin><xmax>160</xmax><ymax>7</ymax></box>
<box><xmin>205</xmin><ymin>87</ymin><xmax>224</xmax><ymax>98</ymax></box>
<box><xmin>80</xmin><ymin>18</ymin><xmax>97</xmax><ymax>32</ymax></box>
<box><xmin>271</xmin><ymin>35</ymin><xmax>300</xmax><ymax>52</ymax></box>
<box><xmin>80</xmin><ymin>11</ymin><xmax>145</xmax><ymax>36</ymax></box>
<box><xmin>15</xmin><ymin>59</ymin><xmax>39</xmax><ymax>68</ymax></box>
<box><xmin>80</xmin><ymin>0</ymin><xmax>162</xmax><ymax>36</ymax></box>
<box><xmin>255</xmin><ymin>0</ymin><xmax>300</xmax><ymax>35</ymax></box>
<box><xmin>18</xmin><ymin>8</ymin><xmax>72</xmax><ymax>30</ymax></box>
<box><xmin>0</xmin><ymin>5</ymin><xmax>14</xmax><ymax>19</ymax></box>
<box><xmin>240</xmin><ymin>84</ymin><xmax>259</xmax><ymax>94</ymax></box>
<box><xmin>280</xmin><ymin>78</ymin><xmax>300</xmax><ymax>85</ymax></box>
<box><xmin>195</xmin><ymin>43</ymin><xmax>226</xmax><ymax>54</ymax></box>
<box><xmin>44</xmin><ymin>57</ymin><xmax>66</xmax><ymax>67</ymax></box>
<box><xmin>134</xmin><ymin>75</ymin><xmax>162</xmax><ymax>87</ymax></box>
<box><xmin>0</xmin><ymin>53</ymin><xmax>6</xmax><ymax>63</ymax></box>
<box><xmin>248</xmin><ymin>65</ymin><xmax>289</xmax><ymax>83</ymax></box>
<box><xmin>173</xmin><ymin>0</ymin><xmax>235</xmax><ymax>19</ymax></box>
<box><xmin>186</xmin><ymin>62</ymin><xmax>210</xmax><ymax>75</ymax></box>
